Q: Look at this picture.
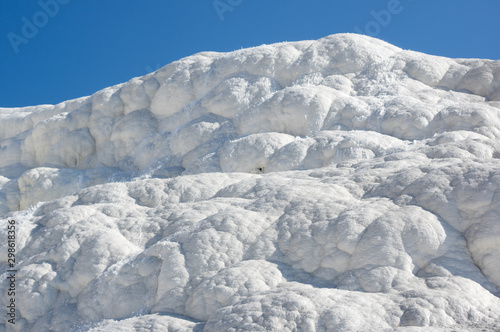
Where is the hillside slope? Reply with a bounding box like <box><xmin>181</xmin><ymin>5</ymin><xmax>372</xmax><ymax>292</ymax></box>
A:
<box><xmin>1</xmin><ymin>34</ymin><xmax>500</xmax><ymax>331</ymax></box>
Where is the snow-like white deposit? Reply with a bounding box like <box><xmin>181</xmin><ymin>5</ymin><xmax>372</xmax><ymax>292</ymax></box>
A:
<box><xmin>1</xmin><ymin>33</ymin><xmax>500</xmax><ymax>331</ymax></box>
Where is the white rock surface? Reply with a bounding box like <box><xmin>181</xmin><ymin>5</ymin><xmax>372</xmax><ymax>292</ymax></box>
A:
<box><xmin>1</xmin><ymin>33</ymin><xmax>500</xmax><ymax>331</ymax></box>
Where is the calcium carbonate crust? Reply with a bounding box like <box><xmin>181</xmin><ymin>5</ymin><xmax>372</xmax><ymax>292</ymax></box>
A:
<box><xmin>1</xmin><ymin>34</ymin><xmax>500</xmax><ymax>331</ymax></box>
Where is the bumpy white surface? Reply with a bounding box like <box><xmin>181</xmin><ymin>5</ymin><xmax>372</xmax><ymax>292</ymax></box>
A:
<box><xmin>1</xmin><ymin>34</ymin><xmax>500</xmax><ymax>331</ymax></box>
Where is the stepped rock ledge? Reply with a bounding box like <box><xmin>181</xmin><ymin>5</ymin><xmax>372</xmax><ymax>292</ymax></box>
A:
<box><xmin>1</xmin><ymin>34</ymin><xmax>500</xmax><ymax>331</ymax></box>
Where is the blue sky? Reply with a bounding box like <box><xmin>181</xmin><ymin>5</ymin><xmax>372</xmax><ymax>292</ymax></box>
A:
<box><xmin>1</xmin><ymin>0</ymin><xmax>499</xmax><ymax>107</ymax></box>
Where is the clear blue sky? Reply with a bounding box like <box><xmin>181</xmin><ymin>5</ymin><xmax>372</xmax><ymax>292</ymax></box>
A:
<box><xmin>1</xmin><ymin>0</ymin><xmax>499</xmax><ymax>107</ymax></box>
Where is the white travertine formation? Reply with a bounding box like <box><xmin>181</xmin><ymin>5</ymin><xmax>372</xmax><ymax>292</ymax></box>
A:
<box><xmin>1</xmin><ymin>34</ymin><xmax>500</xmax><ymax>331</ymax></box>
